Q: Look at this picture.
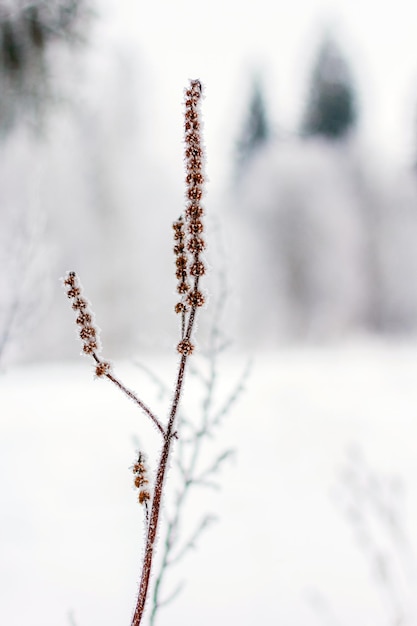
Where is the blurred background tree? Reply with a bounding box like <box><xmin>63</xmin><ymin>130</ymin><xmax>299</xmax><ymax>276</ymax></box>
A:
<box><xmin>235</xmin><ymin>73</ymin><xmax>271</xmax><ymax>178</ymax></box>
<box><xmin>0</xmin><ymin>0</ymin><xmax>89</xmax><ymax>136</ymax></box>
<box><xmin>228</xmin><ymin>30</ymin><xmax>417</xmax><ymax>346</ymax></box>
<box><xmin>301</xmin><ymin>34</ymin><xmax>357</xmax><ymax>141</ymax></box>
<box><xmin>0</xmin><ymin>0</ymin><xmax>92</xmax><ymax>366</ymax></box>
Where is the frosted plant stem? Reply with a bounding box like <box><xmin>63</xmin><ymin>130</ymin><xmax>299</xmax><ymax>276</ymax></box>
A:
<box><xmin>131</xmin><ymin>297</ymin><xmax>200</xmax><ymax>626</ymax></box>
<box><xmin>64</xmin><ymin>79</ymin><xmax>206</xmax><ymax>626</ymax></box>
<box><xmin>89</xmin><ymin>353</ymin><xmax>165</xmax><ymax>435</ymax></box>
<box><xmin>131</xmin><ymin>359</ymin><xmax>187</xmax><ymax>625</ymax></box>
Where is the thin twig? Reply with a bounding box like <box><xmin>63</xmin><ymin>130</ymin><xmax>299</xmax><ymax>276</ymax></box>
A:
<box><xmin>133</xmin><ymin>360</ymin><xmax>170</xmax><ymax>401</ymax></box>
<box><xmin>105</xmin><ymin>370</ymin><xmax>165</xmax><ymax>436</ymax></box>
<box><xmin>167</xmin><ymin>514</ymin><xmax>217</xmax><ymax>567</ymax></box>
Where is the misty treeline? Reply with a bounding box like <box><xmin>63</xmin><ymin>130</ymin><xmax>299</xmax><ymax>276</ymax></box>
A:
<box><xmin>1</xmin><ymin>9</ymin><xmax>417</xmax><ymax>363</ymax></box>
<box><xmin>232</xmin><ymin>36</ymin><xmax>417</xmax><ymax>345</ymax></box>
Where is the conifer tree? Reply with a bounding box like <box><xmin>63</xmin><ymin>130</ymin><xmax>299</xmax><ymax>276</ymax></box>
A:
<box><xmin>236</xmin><ymin>74</ymin><xmax>271</xmax><ymax>177</ymax></box>
<box><xmin>0</xmin><ymin>0</ymin><xmax>89</xmax><ymax>135</ymax></box>
<box><xmin>301</xmin><ymin>35</ymin><xmax>357</xmax><ymax>140</ymax></box>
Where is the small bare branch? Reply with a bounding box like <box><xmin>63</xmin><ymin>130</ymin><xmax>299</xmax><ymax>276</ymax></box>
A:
<box><xmin>105</xmin><ymin>370</ymin><xmax>165</xmax><ymax>436</ymax></box>
<box><xmin>133</xmin><ymin>360</ymin><xmax>170</xmax><ymax>401</ymax></box>
<box><xmin>63</xmin><ymin>272</ymin><xmax>165</xmax><ymax>436</ymax></box>
<box><xmin>168</xmin><ymin>515</ymin><xmax>217</xmax><ymax>567</ymax></box>
<box><xmin>195</xmin><ymin>449</ymin><xmax>235</xmax><ymax>485</ymax></box>
<box><xmin>156</xmin><ymin>581</ymin><xmax>185</xmax><ymax>609</ymax></box>
<box><xmin>67</xmin><ymin>610</ymin><xmax>78</xmax><ymax>626</ymax></box>
<box><xmin>210</xmin><ymin>358</ymin><xmax>252</xmax><ymax>429</ymax></box>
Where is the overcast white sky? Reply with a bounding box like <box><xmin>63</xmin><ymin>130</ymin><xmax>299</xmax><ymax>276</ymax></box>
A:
<box><xmin>93</xmin><ymin>0</ymin><xmax>417</xmax><ymax>189</ymax></box>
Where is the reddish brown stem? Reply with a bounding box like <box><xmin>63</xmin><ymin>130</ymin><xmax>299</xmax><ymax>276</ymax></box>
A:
<box><xmin>92</xmin><ymin>353</ymin><xmax>165</xmax><ymax>436</ymax></box>
<box><xmin>131</xmin><ymin>78</ymin><xmax>204</xmax><ymax>625</ymax></box>
<box><xmin>106</xmin><ymin>372</ymin><xmax>165</xmax><ymax>436</ymax></box>
<box><xmin>131</xmin><ymin>353</ymin><xmax>188</xmax><ymax>626</ymax></box>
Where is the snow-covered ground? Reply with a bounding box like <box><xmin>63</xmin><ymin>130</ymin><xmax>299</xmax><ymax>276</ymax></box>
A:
<box><xmin>2</xmin><ymin>341</ymin><xmax>417</xmax><ymax>626</ymax></box>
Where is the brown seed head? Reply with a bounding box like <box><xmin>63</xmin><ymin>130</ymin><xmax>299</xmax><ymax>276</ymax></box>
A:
<box><xmin>175</xmin><ymin>255</ymin><xmax>187</xmax><ymax>269</ymax></box>
<box><xmin>66</xmin><ymin>287</ymin><xmax>81</xmax><ymax>298</ymax></box>
<box><xmin>187</xmin><ymin>237</ymin><xmax>205</xmax><ymax>254</ymax></box>
<box><xmin>185</xmin><ymin>204</ymin><xmax>204</xmax><ymax>220</ymax></box>
<box><xmin>71</xmin><ymin>297</ymin><xmax>87</xmax><ymax>311</ymax></box>
<box><xmin>82</xmin><ymin>341</ymin><xmax>98</xmax><ymax>354</ymax></box>
<box><xmin>190</xmin><ymin>261</ymin><xmax>205</xmax><ymax>277</ymax></box>
<box><xmin>175</xmin><ymin>302</ymin><xmax>187</xmax><ymax>314</ymax></box>
<box><xmin>64</xmin><ymin>272</ymin><xmax>103</xmax><ymax>359</ymax></box>
<box><xmin>173</xmin><ymin>217</ymin><xmax>190</xmax><ymax>296</ymax></box>
<box><xmin>177</xmin><ymin>338</ymin><xmax>194</xmax><ymax>355</ymax></box>
<box><xmin>76</xmin><ymin>311</ymin><xmax>92</xmax><ymax>326</ymax></box>
<box><xmin>64</xmin><ymin>272</ymin><xmax>76</xmax><ymax>287</ymax></box>
<box><xmin>186</xmin><ymin>289</ymin><xmax>205</xmax><ymax>308</ymax></box>
<box><xmin>79</xmin><ymin>326</ymin><xmax>96</xmax><ymax>340</ymax></box>
<box><xmin>139</xmin><ymin>490</ymin><xmax>151</xmax><ymax>505</ymax></box>
<box><xmin>188</xmin><ymin>220</ymin><xmax>204</xmax><ymax>235</ymax></box>
<box><xmin>187</xmin><ymin>186</ymin><xmax>203</xmax><ymax>201</ymax></box>
<box><xmin>134</xmin><ymin>474</ymin><xmax>148</xmax><ymax>489</ymax></box>
<box><xmin>133</xmin><ymin>452</ymin><xmax>151</xmax><ymax>506</ymax></box>
<box><xmin>95</xmin><ymin>361</ymin><xmax>111</xmax><ymax>377</ymax></box>
<box><xmin>177</xmin><ymin>281</ymin><xmax>190</xmax><ymax>295</ymax></box>
<box><xmin>173</xmin><ymin>243</ymin><xmax>185</xmax><ymax>255</ymax></box>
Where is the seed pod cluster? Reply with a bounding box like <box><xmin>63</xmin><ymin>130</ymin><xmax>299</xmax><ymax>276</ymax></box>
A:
<box><xmin>184</xmin><ymin>80</ymin><xmax>206</xmax><ymax>291</ymax></box>
<box><xmin>173</xmin><ymin>216</ymin><xmax>190</xmax><ymax>300</ymax></box>
<box><xmin>63</xmin><ymin>271</ymin><xmax>111</xmax><ymax>377</ymax></box>
<box><xmin>133</xmin><ymin>452</ymin><xmax>151</xmax><ymax>507</ymax></box>
<box><xmin>175</xmin><ymin>79</ymin><xmax>207</xmax><ymax>355</ymax></box>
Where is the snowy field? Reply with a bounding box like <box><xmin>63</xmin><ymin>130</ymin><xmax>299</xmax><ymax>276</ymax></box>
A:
<box><xmin>2</xmin><ymin>341</ymin><xmax>417</xmax><ymax>626</ymax></box>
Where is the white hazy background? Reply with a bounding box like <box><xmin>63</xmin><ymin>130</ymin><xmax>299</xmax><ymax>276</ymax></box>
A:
<box><xmin>2</xmin><ymin>1</ymin><xmax>417</xmax><ymax>625</ymax></box>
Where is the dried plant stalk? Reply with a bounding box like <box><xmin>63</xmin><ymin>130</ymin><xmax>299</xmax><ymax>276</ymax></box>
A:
<box><xmin>132</xmin><ymin>81</ymin><xmax>206</xmax><ymax>625</ymax></box>
<box><xmin>146</xmin><ymin>267</ymin><xmax>250</xmax><ymax>625</ymax></box>
<box><xmin>63</xmin><ymin>79</ymin><xmax>206</xmax><ymax>626</ymax></box>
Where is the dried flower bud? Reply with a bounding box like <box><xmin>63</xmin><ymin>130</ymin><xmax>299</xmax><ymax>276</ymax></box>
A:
<box><xmin>173</xmin><ymin>243</ymin><xmax>185</xmax><ymax>255</ymax></box>
<box><xmin>185</xmin><ymin>204</ymin><xmax>204</xmax><ymax>220</ymax></box>
<box><xmin>173</xmin><ymin>217</ymin><xmax>190</xmax><ymax>298</ymax></box>
<box><xmin>134</xmin><ymin>474</ymin><xmax>147</xmax><ymax>489</ymax></box>
<box><xmin>71</xmin><ymin>297</ymin><xmax>87</xmax><ymax>310</ymax></box>
<box><xmin>175</xmin><ymin>255</ymin><xmax>187</xmax><ymax>269</ymax></box>
<box><xmin>186</xmin><ymin>172</ymin><xmax>204</xmax><ymax>186</ymax></box>
<box><xmin>139</xmin><ymin>490</ymin><xmax>151</xmax><ymax>505</ymax></box>
<box><xmin>177</xmin><ymin>338</ymin><xmax>194</xmax><ymax>355</ymax></box>
<box><xmin>188</xmin><ymin>220</ymin><xmax>204</xmax><ymax>235</ymax></box>
<box><xmin>185</xmin><ymin>146</ymin><xmax>203</xmax><ymax>159</ymax></box>
<box><xmin>184</xmin><ymin>80</ymin><xmax>205</xmax><ymax>261</ymax></box>
<box><xmin>186</xmin><ymin>289</ymin><xmax>205</xmax><ymax>308</ymax></box>
<box><xmin>175</xmin><ymin>302</ymin><xmax>187</xmax><ymax>314</ymax></box>
<box><xmin>66</xmin><ymin>287</ymin><xmax>81</xmax><ymax>298</ymax></box>
<box><xmin>190</xmin><ymin>261</ymin><xmax>205</xmax><ymax>277</ymax></box>
<box><xmin>79</xmin><ymin>326</ymin><xmax>96</xmax><ymax>340</ymax></box>
<box><xmin>95</xmin><ymin>361</ymin><xmax>111</xmax><ymax>377</ymax></box>
<box><xmin>63</xmin><ymin>271</ymin><xmax>104</xmax><ymax>361</ymax></box>
<box><xmin>64</xmin><ymin>272</ymin><xmax>76</xmax><ymax>287</ymax></box>
<box><xmin>177</xmin><ymin>281</ymin><xmax>190</xmax><ymax>294</ymax></box>
<box><xmin>82</xmin><ymin>341</ymin><xmax>97</xmax><ymax>354</ymax></box>
<box><xmin>76</xmin><ymin>311</ymin><xmax>92</xmax><ymax>326</ymax></box>
<box><xmin>187</xmin><ymin>237</ymin><xmax>205</xmax><ymax>254</ymax></box>
<box><xmin>187</xmin><ymin>186</ymin><xmax>203</xmax><ymax>201</ymax></box>
<box><xmin>133</xmin><ymin>452</ymin><xmax>151</xmax><ymax>508</ymax></box>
